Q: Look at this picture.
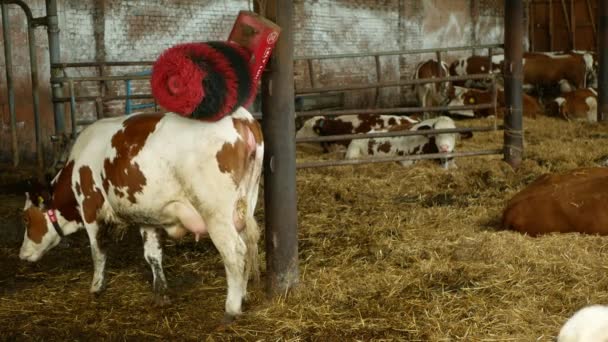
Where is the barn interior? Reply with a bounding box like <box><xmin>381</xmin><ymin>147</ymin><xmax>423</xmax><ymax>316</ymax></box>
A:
<box><xmin>1</xmin><ymin>0</ymin><xmax>608</xmax><ymax>340</ymax></box>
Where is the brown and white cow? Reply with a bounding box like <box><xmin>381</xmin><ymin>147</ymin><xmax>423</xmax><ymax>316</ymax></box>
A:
<box><xmin>448</xmin><ymin>55</ymin><xmax>504</xmax><ymax>89</ymax></box>
<box><xmin>413</xmin><ymin>59</ymin><xmax>451</xmax><ymax>117</ymax></box>
<box><xmin>446</xmin><ymin>86</ymin><xmax>542</xmax><ymax>119</ymax></box>
<box><xmin>19</xmin><ymin>108</ymin><xmax>263</xmax><ymax>321</ymax></box>
<box><xmin>527</xmin><ymin>50</ymin><xmax>598</xmax><ymax>90</ymax></box>
<box><xmin>344</xmin><ymin>116</ymin><xmax>471</xmax><ymax>169</ymax></box>
<box><xmin>296</xmin><ymin>114</ymin><xmax>419</xmax><ymax>153</ymax></box>
<box><xmin>522</xmin><ymin>52</ymin><xmax>588</xmax><ymax>93</ymax></box>
<box><xmin>546</xmin><ymin>88</ymin><xmax>597</xmax><ymax>123</ymax></box>
<box><xmin>502</xmin><ymin>167</ymin><xmax>608</xmax><ymax>237</ymax></box>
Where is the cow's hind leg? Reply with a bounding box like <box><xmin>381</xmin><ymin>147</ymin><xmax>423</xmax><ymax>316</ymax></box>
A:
<box><xmin>140</xmin><ymin>227</ymin><xmax>170</xmax><ymax>306</ymax></box>
<box><xmin>208</xmin><ymin>216</ymin><xmax>247</xmax><ymax>322</ymax></box>
<box><xmin>85</xmin><ymin>222</ymin><xmax>108</xmax><ymax>295</ymax></box>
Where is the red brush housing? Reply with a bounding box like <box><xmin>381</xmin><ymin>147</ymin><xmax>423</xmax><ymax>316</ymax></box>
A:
<box><xmin>228</xmin><ymin>11</ymin><xmax>282</xmax><ymax>104</ymax></box>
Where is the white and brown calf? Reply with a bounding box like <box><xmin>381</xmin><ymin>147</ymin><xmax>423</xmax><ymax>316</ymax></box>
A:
<box><xmin>19</xmin><ymin>108</ymin><xmax>263</xmax><ymax>321</ymax></box>
<box><xmin>344</xmin><ymin>116</ymin><xmax>471</xmax><ymax>169</ymax></box>
<box><xmin>296</xmin><ymin>114</ymin><xmax>419</xmax><ymax>153</ymax></box>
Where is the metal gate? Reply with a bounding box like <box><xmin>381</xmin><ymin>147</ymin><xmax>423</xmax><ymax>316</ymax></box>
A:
<box><xmin>293</xmin><ymin>44</ymin><xmax>506</xmax><ymax>169</ymax></box>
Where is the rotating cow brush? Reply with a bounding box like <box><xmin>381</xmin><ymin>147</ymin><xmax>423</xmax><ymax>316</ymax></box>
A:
<box><xmin>150</xmin><ymin>11</ymin><xmax>281</xmax><ymax>121</ymax></box>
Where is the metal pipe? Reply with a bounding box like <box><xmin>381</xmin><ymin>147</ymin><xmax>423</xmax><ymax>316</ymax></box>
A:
<box><xmin>503</xmin><ymin>0</ymin><xmax>524</xmax><ymax>168</ymax></box>
<box><xmin>296</xmin><ymin>149</ymin><xmax>503</xmax><ymax>169</ymax></box>
<box><xmin>296</xmin><ymin>103</ymin><xmax>495</xmax><ymax>118</ymax></box>
<box><xmin>306</xmin><ymin>59</ymin><xmax>315</xmax><ymax>88</ymax></box>
<box><xmin>52</xmin><ymin>61</ymin><xmax>155</xmax><ymax>68</ymax></box>
<box><xmin>125</xmin><ymin>79</ymin><xmax>132</xmax><ymax>114</ymax></box>
<box><xmin>0</xmin><ymin>0</ymin><xmax>33</xmax><ymax>20</ymax></box>
<box><xmin>296</xmin><ymin>73</ymin><xmax>495</xmax><ymax>94</ymax></box>
<box><xmin>68</xmin><ymin>80</ymin><xmax>76</xmax><ymax>137</ymax></box>
<box><xmin>49</xmin><ymin>44</ymin><xmax>505</xmax><ymax>68</ymax></box>
<box><xmin>53</xmin><ymin>94</ymin><xmax>154</xmax><ymax>103</ymax></box>
<box><xmin>52</xmin><ymin>72</ymin><xmax>493</xmax><ymax>88</ymax></box>
<box><xmin>2</xmin><ymin>4</ymin><xmax>18</xmax><ymax>166</ymax></box>
<box><xmin>46</xmin><ymin>0</ymin><xmax>65</xmax><ymax>134</ymax></box>
<box><xmin>374</xmin><ymin>55</ymin><xmax>381</xmax><ymax>107</ymax></box>
<box><xmin>294</xmin><ymin>43</ymin><xmax>504</xmax><ymax>60</ymax></box>
<box><xmin>51</xmin><ymin>74</ymin><xmax>151</xmax><ymax>82</ymax></box>
<box><xmin>261</xmin><ymin>0</ymin><xmax>299</xmax><ymax>296</ymax></box>
<box><xmin>491</xmin><ymin>77</ymin><xmax>499</xmax><ymax>131</ymax></box>
<box><xmin>296</xmin><ymin>125</ymin><xmax>503</xmax><ymax>144</ymax></box>
<box><xmin>599</xmin><ymin>0</ymin><xmax>608</xmax><ymax>121</ymax></box>
<box><xmin>26</xmin><ymin>16</ymin><xmax>43</xmax><ymax>170</ymax></box>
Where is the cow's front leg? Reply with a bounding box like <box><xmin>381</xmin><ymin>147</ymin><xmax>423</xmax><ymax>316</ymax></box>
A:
<box><xmin>140</xmin><ymin>227</ymin><xmax>170</xmax><ymax>306</ymax></box>
<box><xmin>85</xmin><ymin>222</ymin><xmax>107</xmax><ymax>295</ymax></box>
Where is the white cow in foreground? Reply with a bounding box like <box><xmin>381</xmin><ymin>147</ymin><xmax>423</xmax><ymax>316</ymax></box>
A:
<box><xmin>558</xmin><ymin>304</ymin><xmax>608</xmax><ymax>342</ymax></box>
<box><xmin>19</xmin><ymin>108</ymin><xmax>263</xmax><ymax>322</ymax></box>
<box><xmin>345</xmin><ymin>116</ymin><xmax>471</xmax><ymax>169</ymax></box>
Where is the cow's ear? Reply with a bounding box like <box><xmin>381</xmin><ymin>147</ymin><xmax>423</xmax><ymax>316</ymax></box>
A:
<box><xmin>313</xmin><ymin>118</ymin><xmax>325</xmax><ymax>134</ymax></box>
<box><xmin>24</xmin><ymin>192</ymin><xmax>33</xmax><ymax>210</ymax></box>
<box><xmin>416</xmin><ymin>124</ymin><xmax>433</xmax><ymax>137</ymax></box>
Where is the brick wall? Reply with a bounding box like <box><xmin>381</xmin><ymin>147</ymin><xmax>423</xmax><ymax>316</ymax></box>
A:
<box><xmin>293</xmin><ymin>0</ymin><xmax>402</xmax><ymax>107</ymax></box>
<box><xmin>0</xmin><ymin>0</ymin><xmax>506</xmax><ymax>163</ymax></box>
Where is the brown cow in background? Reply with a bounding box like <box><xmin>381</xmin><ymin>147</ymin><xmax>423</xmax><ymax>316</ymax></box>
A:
<box><xmin>546</xmin><ymin>88</ymin><xmax>597</xmax><ymax>123</ymax></box>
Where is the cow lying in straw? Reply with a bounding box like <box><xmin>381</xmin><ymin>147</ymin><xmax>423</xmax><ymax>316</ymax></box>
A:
<box><xmin>344</xmin><ymin>116</ymin><xmax>472</xmax><ymax>169</ymax></box>
<box><xmin>19</xmin><ymin>108</ymin><xmax>263</xmax><ymax>321</ymax></box>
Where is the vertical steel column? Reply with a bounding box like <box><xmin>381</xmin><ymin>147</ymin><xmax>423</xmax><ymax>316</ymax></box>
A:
<box><xmin>598</xmin><ymin>0</ymin><xmax>608</xmax><ymax>121</ymax></box>
<box><xmin>503</xmin><ymin>0</ymin><xmax>524</xmax><ymax>168</ymax></box>
<box><xmin>46</xmin><ymin>0</ymin><xmax>65</xmax><ymax>134</ymax></box>
<box><xmin>1</xmin><ymin>4</ymin><xmax>18</xmax><ymax>166</ymax></box>
<box><xmin>261</xmin><ymin>0</ymin><xmax>299</xmax><ymax>296</ymax></box>
<box><xmin>27</xmin><ymin>18</ymin><xmax>43</xmax><ymax>169</ymax></box>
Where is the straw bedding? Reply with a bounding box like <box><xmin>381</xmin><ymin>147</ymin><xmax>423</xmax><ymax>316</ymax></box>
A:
<box><xmin>2</xmin><ymin>116</ymin><xmax>608</xmax><ymax>340</ymax></box>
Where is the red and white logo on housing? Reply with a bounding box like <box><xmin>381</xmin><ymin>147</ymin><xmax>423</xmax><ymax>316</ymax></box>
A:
<box><xmin>267</xmin><ymin>32</ymin><xmax>279</xmax><ymax>44</ymax></box>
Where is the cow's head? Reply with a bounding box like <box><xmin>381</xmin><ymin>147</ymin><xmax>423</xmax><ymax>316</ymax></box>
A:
<box><xmin>415</xmin><ymin>116</ymin><xmax>473</xmax><ymax>169</ymax></box>
<box><xmin>19</xmin><ymin>191</ymin><xmax>63</xmax><ymax>262</ymax></box>
<box><xmin>431</xmin><ymin>116</ymin><xmax>460</xmax><ymax>153</ymax></box>
<box><xmin>295</xmin><ymin>116</ymin><xmax>324</xmax><ymax>139</ymax></box>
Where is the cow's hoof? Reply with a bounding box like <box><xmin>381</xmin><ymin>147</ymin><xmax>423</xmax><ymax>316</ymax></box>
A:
<box><xmin>153</xmin><ymin>294</ymin><xmax>172</xmax><ymax>307</ymax></box>
<box><xmin>90</xmin><ymin>280</ymin><xmax>107</xmax><ymax>296</ymax></box>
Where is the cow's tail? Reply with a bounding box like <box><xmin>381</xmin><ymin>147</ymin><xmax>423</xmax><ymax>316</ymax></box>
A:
<box><xmin>243</xmin><ymin>214</ymin><xmax>261</xmax><ymax>283</ymax></box>
<box><xmin>242</xmin><ymin>139</ymin><xmax>264</xmax><ymax>284</ymax></box>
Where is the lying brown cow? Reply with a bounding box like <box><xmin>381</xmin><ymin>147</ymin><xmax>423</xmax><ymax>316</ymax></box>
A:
<box><xmin>546</xmin><ymin>88</ymin><xmax>597</xmax><ymax>123</ymax></box>
<box><xmin>502</xmin><ymin>167</ymin><xmax>608</xmax><ymax>236</ymax></box>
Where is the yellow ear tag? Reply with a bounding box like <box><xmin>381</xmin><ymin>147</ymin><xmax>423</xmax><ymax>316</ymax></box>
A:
<box><xmin>468</xmin><ymin>97</ymin><xmax>476</xmax><ymax>104</ymax></box>
<box><xmin>38</xmin><ymin>196</ymin><xmax>44</xmax><ymax>206</ymax></box>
